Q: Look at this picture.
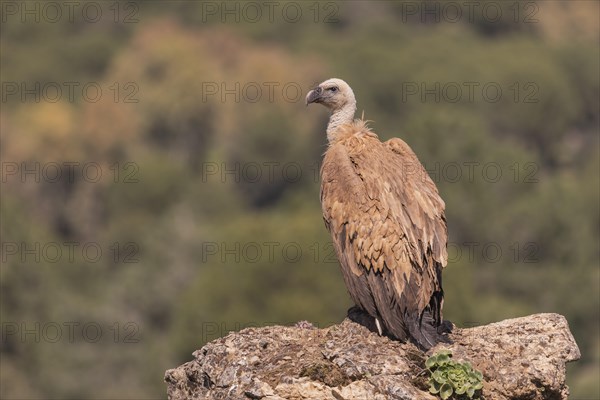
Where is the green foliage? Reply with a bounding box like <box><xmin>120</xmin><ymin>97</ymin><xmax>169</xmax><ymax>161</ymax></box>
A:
<box><xmin>1</xmin><ymin>1</ymin><xmax>598</xmax><ymax>398</ymax></box>
<box><xmin>426</xmin><ymin>351</ymin><xmax>483</xmax><ymax>400</ymax></box>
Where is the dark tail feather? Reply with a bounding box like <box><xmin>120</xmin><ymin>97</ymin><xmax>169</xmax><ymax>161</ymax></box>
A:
<box><xmin>407</xmin><ymin>307</ymin><xmax>452</xmax><ymax>351</ymax></box>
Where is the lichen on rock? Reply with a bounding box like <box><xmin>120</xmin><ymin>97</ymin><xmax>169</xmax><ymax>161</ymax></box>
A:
<box><xmin>165</xmin><ymin>313</ymin><xmax>580</xmax><ymax>400</ymax></box>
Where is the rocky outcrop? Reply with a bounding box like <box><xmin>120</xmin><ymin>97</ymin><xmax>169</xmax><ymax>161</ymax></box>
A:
<box><xmin>165</xmin><ymin>313</ymin><xmax>580</xmax><ymax>400</ymax></box>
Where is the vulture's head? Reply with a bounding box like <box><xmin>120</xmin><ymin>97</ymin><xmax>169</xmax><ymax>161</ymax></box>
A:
<box><xmin>306</xmin><ymin>78</ymin><xmax>356</xmax><ymax>112</ymax></box>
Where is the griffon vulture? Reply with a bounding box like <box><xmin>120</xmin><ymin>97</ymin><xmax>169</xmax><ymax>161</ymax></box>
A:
<box><xmin>306</xmin><ymin>78</ymin><xmax>451</xmax><ymax>350</ymax></box>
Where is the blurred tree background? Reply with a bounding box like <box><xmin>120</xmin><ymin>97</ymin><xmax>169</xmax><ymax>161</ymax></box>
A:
<box><xmin>1</xmin><ymin>1</ymin><xmax>598</xmax><ymax>398</ymax></box>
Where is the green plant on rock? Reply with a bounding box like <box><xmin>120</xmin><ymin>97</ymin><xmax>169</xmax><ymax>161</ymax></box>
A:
<box><xmin>425</xmin><ymin>350</ymin><xmax>483</xmax><ymax>400</ymax></box>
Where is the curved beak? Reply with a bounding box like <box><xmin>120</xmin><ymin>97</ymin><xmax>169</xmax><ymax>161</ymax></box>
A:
<box><xmin>305</xmin><ymin>87</ymin><xmax>322</xmax><ymax>106</ymax></box>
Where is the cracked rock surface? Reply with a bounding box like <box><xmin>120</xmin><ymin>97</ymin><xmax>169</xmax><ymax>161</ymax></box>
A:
<box><xmin>165</xmin><ymin>313</ymin><xmax>579</xmax><ymax>400</ymax></box>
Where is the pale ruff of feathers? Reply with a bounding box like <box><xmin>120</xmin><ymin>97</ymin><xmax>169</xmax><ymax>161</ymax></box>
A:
<box><xmin>326</xmin><ymin>99</ymin><xmax>357</xmax><ymax>143</ymax></box>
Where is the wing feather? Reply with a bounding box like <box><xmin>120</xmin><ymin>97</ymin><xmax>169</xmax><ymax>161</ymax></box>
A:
<box><xmin>320</xmin><ymin>121</ymin><xmax>448</xmax><ymax>345</ymax></box>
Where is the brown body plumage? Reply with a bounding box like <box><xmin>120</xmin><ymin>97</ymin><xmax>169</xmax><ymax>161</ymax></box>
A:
<box><xmin>307</xmin><ymin>78</ymin><xmax>450</xmax><ymax>350</ymax></box>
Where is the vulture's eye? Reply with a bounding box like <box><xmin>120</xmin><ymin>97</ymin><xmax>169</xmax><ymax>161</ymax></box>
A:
<box><xmin>329</xmin><ymin>87</ymin><xmax>338</xmax><ymax>92</ymax></box>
